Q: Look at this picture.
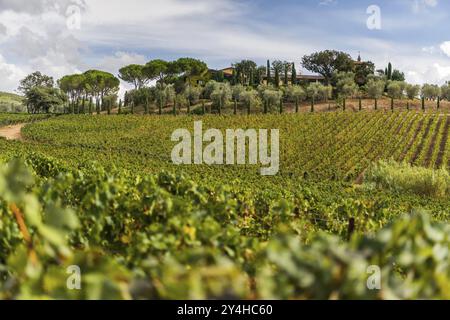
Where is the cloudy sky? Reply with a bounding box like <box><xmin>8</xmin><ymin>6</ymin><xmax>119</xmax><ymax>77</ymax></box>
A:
<box><xmin>1</xmin><ymin>0</ymin><xmax>450</xmax><ymax>95</ymax></box>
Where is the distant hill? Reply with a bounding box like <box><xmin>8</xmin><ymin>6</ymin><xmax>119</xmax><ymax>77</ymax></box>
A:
<box><xmin>0</xmin><ymin>92</ymin><xmax>26</xmax><ymax>113</ymax></box>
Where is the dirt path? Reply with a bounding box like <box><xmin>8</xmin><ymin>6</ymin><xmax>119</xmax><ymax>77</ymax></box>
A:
<box><xmin>0</xmin><ymin>123</ymin><xmax>26</xmax><ymax>141</ymax></box>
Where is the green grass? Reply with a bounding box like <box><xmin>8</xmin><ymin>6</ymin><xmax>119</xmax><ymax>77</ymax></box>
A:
<box><xmin>366</xmin><ymin>160</ymin><xmax>450</xmax><ymax>198</ymax></box>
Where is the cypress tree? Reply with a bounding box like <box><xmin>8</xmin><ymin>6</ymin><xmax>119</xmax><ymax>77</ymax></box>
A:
<box><xmin>266</xmin><ymin>60</ymin><xmax>271</xmax><ymax>85</ymax></box>
<box><xmin>437</xmin><ymin>96</ymin><xmax>440</xmax><ymax>109</ymax></box>
<box><xmin>279</xmin><ymin>98</ymin><xmax>283</xmax><ymax>114</ymax></box>
<box><xmin>387</xmin><ymin>62</ymin><xmax>392</xmax><ymax>80</ymax></box>
<box><xmin>118</xmin><ymin>99</ymin><xmax>122</xmax><ymax>114</ymax></box>
<box><xmin>274</xmin><ymin>68</ymin><xmax>280</xmax><ymax>88</ymax></box>
<box><xmin>284</xmin><ymin>64</ymin><xmax>289</xmax><ymax>86</ymax></box>
<box><xmin>232</xmin><ymin>70</ymin><xmax>237</xmax><ymax>86</ymax></box>
<box><xmin>291</xmin><ymin>63</ymin><xmax>297</xmax><ymax>85</ymax></box>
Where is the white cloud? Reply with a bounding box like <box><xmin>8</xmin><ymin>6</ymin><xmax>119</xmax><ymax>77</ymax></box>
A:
<box><xmin>406</xmin><ymin>63</ymin><xmax>450</xmax><ymax>85</ymax></box>
<box><xmin>422</xmin><ymin>46</ymin><xmax>436</xmax><ymax>54</ymax></box>
<box><xmin>412</xmin><ymin>0</ymin><xmax>438</xmax><ymax>13</ymax></box>
<box><xmin>319</xmin><ymin>0</ymin><xmax>337</xmax><ymax>6</ymax></box>
<box><xmin>0</xmin><ymin>0</ymin><xmax>450</xmax><ymax>94</ymax></box>
<box><xmin>0</xmin><ymin>0</ymin><xmax>86</xmax><ymax>15</ymax></box>
<box><xmin>97</xmin><ymin>51</ymin><xmax>147</xmax><ymax>74</ymax></box>
<box><xmin>439</xmin><ymin>41</ymin><xmax>450</xmax><ymax>58</ymax></box>
<box><xmin>0</xmin><ymin>54</ymin><xmax>27</xmax><ymax>92</ymax></box>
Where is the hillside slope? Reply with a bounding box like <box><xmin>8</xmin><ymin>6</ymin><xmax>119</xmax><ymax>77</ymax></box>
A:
<box><xmin>0</xmin><ymin>91</ymin><xmax>25</xmax><ymax>112</ymax></box>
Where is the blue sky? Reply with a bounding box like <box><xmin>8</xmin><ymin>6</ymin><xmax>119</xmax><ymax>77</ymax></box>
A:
<box><xmin>1</xmin><ymin>0</ymin><xmax>450</xmax><ymax>94</ymax></box>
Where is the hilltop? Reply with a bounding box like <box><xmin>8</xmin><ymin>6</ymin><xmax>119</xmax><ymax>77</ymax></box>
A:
<box><xmin>0</xmin><ymin>91</ymin><xmax>25</xmax><ymax>112</ymax></box>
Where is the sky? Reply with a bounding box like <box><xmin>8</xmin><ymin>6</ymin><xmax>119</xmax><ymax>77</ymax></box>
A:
<box><xmin>1</xmin><ymin>0</ymin><xmax>450</xmax><ymax>96</ymax></box>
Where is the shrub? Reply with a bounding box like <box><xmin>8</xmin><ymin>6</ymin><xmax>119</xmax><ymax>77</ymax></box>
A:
<box><xmin>365</xmin><ymin>160</ymin><xmax>449</xmax><ymax>198</ymax></box>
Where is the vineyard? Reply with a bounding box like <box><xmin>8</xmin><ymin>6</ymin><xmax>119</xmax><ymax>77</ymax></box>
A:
<box><xmin>0</xmin><ymin>110</ymin><xmax>449</xmax><ymax>299</ymax></box>
<box><xmin>18</xmin><ymin>110</ymin><xmax>450</xmax><ymax>182</ymax></box>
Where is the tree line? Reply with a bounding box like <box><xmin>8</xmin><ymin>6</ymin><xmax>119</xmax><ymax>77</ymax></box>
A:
<box><xmin>16</xmin><ymin>50</ymin><xmax>449</xmax><ymax>114</ymax></box>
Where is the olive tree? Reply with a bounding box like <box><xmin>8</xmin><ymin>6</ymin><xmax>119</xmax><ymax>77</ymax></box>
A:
<box><xmin>421</xmin><ymin>84</ymin><xmax>441</xmax><ymax>100</ymax></box>
<box><xmin>307</xmin><ymin>83</ymin><xmax>332</xmax><ymax>112</ymax></box>
<box><xmin>262</xmin><ymin>89</ymin><xmax>283</xmax><ymax>113</ymax></box>
<box><xmin>155</xmin><ymin>84</ymin><xmax>175</xmax><ymax>114</ymax></box>
<box><xmin>231</xmin><ymin>84</ymin><xmax>246</xmax><ymax>102</ymax></box>
<box><xmin>365</xmin><ymin>79</ymin><xmax>385</xmax><ymax>99</ymax></box>
<box><xmin>211</xmin><ymin>83</ymin><xmax>232</xmax><ymax>114</ymax></box>
<box><xmin>239</xmin><ymin>89</ymin><xmax>260</xmax><ymax>114</ymax></box>
<box><xmin>335</xmin><ymin>72</ymin><xmax>358</xmax><ymax>99</ymax></box>
<box><xmin>406</xmin><ymin>84</ymin><xmax>420</xmax><ymax>100</ymax></box>
<box><xmin>184</xmin><ymin>85</ymin><xmax>202</xmax><ymax>106</ymax></box>
<box><xmin>440</xmin><ymin>83</ymin><xmax>450</xmax><ymax>100</ymax></box>
<box><xmin>285</xmin><ymin>85</ymin><xmax>306</xmax><ymax>112</ymax></box>
<box><xmin>203</xmin><ymin>81</ymin><xmax>220</xmax><ymax>100</ymax></box>
<box><xmin>387</xmin><ymin>81</ymin><xmax>406</xmax><ymax>99</ymax></box>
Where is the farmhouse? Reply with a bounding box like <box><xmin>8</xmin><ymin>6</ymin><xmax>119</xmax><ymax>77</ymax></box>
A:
<box><xmin>209</xmin><ymin>66</ymin><xmax>325</xmax><ymax>85</ymax></box>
